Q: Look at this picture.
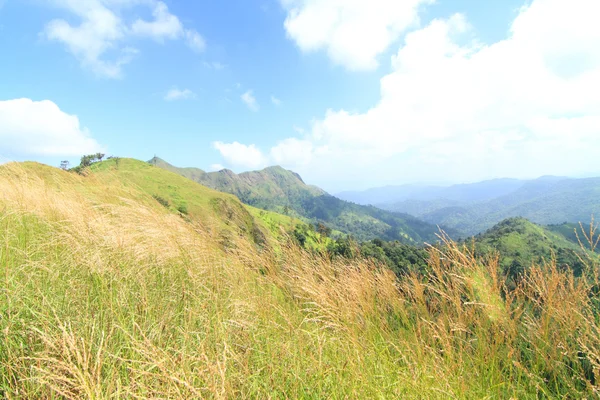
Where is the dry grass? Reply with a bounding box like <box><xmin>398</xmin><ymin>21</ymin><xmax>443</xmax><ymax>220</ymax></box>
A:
<box><xmin>1</xmin><ymin>162</ymin><xmax>599</xmax><ymax>398</ymax></box>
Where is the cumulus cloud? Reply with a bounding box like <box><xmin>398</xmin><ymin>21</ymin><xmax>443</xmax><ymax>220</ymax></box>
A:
<box><xmin>130</xmin><ymin>2</ymin><xmax>183</xmax><ymax>40</ymax></box>
<box><xmin>213</xmin><ymin>141</ymin><xmax>267</xmax><ymax>170</ymax></box>
<box><xmin>241</xmin><ymin>90</ymin><xmax>259</xmax><ymax>112</ymax></box>
<box><xmin>43</xmin><ymin>0</ymin><xmax>205</xmax><ymax>78</ymax></box>
<box><xmin>164</xmin><ymin>88</ymin><xmax>196</xmax><ymax>101</ymax></box>
<box><xmin>280</xmin><ymin>0</ymin><xmax>433</xmax><ymax>70</ymax></box>
<box><xmin>270</xmin><ymin>138</ymin><xmax>313</xmax><ymax>165</ymax></box>
<box><xmin>0</xmin><ymin>98</ymin><xmax>103</xmax><ymax>156</ymax></box>
<box><xmin>226</xmin><ymin>0</ymin><xmax>600</xmax><ymax>190</ymax></box>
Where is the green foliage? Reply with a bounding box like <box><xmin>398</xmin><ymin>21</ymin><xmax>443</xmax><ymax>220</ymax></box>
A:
<box><xmin>177</xmin><ymin>203</ymin><xmax>188</xmax><ymax>215</ymax></box>
<box><xmin>327</xmin><ymin>236</ymin><xmax>359</xmax><ymax>259</ymax></box>
<box><xmin>152</xmin><ymin>194</ymin><xmax>170</xmax><ymax>208</ymax></box>
<box><xmin>359</xmin><ymin>238</ymin><xmax>429</xmax><ymax>276</ymax></box>
<box><xmin>80</xmin><ymin>153</ymin><xmax>105</xmax><ymax>168</ymax></box>
<box><xmin>470</xmin><ymin>217</ymin><xmax>595</xmax><ymax>283</ymax></box>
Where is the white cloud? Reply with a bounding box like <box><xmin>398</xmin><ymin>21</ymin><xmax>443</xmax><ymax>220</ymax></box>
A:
<box><xmin>208</xmin><ymin>163</ymin><xmax>225</xmax><ymax>171</ymax></box>
<box><xmin>164</xmin><ymin>88</ymin><xmax>196</xmax><ymax>101</ymax></box>
<box><xmin>0</xmin><ymin>98</ymin><xmax>103</xmax><ymax>156</ymax></box>
<box><xmin>270</xmin><ymin>138</ymin><xmax>313</xmax><ymax>166</ymax></box>
<box><xmin>43</xmin><ymin>0</ymin><xmax>205</xmax><ymax>78</ymax></box>
<box><xmin>280</xmin><ymin>0</ymin><xmax>433</xmax><ymax>70</ymax></box>
<box><xmin>185</xmin><ymin>29</ymin><xmax>206</xmax><ymax>53</ymax></box>
<box><xmin>229</xmin><ymin>0</ymin><xmax>600</xmax><ymax>190</ymax></box>
<box><xmin>271</xmin><ymin>95</ymin><xmax>282</xmax><ymax>106</ymax></box>
<box><xmin>213</xmin><ymin>141</ymin><xmax>267</xmax><ymax>170</ymax></box>
<box><xmin>241</xmin><ymin>90</ymin><xmax>259</xmax><ymax>112</ymax></box>
<box><xmin>130</xmin><ymin>2</ymin><xmax>183</xmax><ymax>40</ymax></box>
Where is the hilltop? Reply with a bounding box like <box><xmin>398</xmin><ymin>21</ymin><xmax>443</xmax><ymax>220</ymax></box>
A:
<box><xmin>150</xmin><ymin>157</ymin><xmax>446</xmax><ymax>244</ymax></box>
<box><xmin>471</xmin><ymin>218</ymin><xmax>593</xmax><ymax>280</ymax></box>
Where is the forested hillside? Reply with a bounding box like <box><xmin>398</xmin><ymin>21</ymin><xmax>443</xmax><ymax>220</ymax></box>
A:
<box><xmin>470</xmin><ymin>218</ymin><xmax>594</xmax><ymax>281</ymax></box>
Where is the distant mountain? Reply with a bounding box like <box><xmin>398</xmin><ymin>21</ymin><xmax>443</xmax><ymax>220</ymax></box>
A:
<box><xmin>377</xmin><ymin>176</ymin><xmax>600</xmax><ymax>237</ymax></box>
<box><xmin>471</xmin><ymin>218</ymin><xmax>593</xmax><ymax>280</ymax></box>
<box><xmin>150</xmin><ymin>157</ymin><xmax>446</xmax><ymax>244</ymax></box>
<box><xmin>418</xmin><ymin>177</ymin><xmax>600</xmax><ymax>236</ymax></box>
<box><xmin>337</xmin><ymin>178</ymin><xmax>527</xmax><ymax>205</ymax></box>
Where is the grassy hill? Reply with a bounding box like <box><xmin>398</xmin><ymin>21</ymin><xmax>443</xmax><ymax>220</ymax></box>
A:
<box><xmin>150</xmin><ymin>157</ymin><xmax>445</xmax><ymax>244</ymax></box>
<box><xmin>2</xmin><ymin>159</ymin><xmax>600</xmax><ymax>398</ymax></box>
<box><xmin>471</xmin><ymin>218</ymin><xmax>594</xmax><ymax>279</ymax></box>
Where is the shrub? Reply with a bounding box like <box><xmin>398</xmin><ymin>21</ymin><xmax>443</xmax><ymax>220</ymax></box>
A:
<box><xmin>152</xmin><ymin>194</ymin><xmax>170</xmax><ymax>208</ymax></box>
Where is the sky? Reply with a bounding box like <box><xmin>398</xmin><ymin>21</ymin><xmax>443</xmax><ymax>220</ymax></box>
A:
<box><xmin>1</xmin><ymin>0</ymin><xmax>599</xmax><ymax>192</ymax></box>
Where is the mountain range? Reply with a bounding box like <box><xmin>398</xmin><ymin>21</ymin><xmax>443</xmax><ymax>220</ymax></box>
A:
<box><xmin>338</xmin><ymin>176</ymin><xmax>600</xmax><ymax>237</ymax></box>
<box><xmin>149</xmin><ymin>157</ymin><xmax>449</xmax><ymax>243</ymax></box>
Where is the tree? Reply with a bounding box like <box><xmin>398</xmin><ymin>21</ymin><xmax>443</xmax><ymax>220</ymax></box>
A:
<box><xmin>79</xmin><ymin>153</ymin><xmax>105</xmax><ymax>168</ymax></box>
<box><xmin>316</xmin><ymin>222</ymin><xmax>331</xmax><ymax>238</ymax></box>
<box><xmin>60</xmin><ymin>160</ymin><xmax>70</xmax><ymax>170</ymax></box>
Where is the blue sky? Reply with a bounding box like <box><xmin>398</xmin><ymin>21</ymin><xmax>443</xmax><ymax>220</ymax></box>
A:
<box><xmin>1</xmin><ymin>0</ymin><xmax>599</xmax><ymax>192</ymax></box>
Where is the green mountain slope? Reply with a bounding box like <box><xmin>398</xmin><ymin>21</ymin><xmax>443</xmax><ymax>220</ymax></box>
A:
<box><xmin>472</xmin><ymin>218</ymin><xmax>593</xmax><ymax>278</ymax></box>
<box><xmin>150</xmin><ymin>157</ymin><xmax>445</xmax><ymax>243</ymax></box>
<box><xmin>88</xmin><ymin>158</ymin><xmax>303</xmax><ymax>247</ymax></box>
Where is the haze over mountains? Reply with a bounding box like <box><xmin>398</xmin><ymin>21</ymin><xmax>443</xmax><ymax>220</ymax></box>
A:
<box><xmin>149</xmin><ymin>157</ymin><xmax>449</xmax><ymax>243</ymax></box>
<box><xmin>338</xmin><ymin>176</ymin><xmax>600</xmax><ymax>237</ymax></box>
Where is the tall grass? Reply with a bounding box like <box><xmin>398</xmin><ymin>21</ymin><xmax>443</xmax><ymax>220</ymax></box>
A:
<box><xmin>1</xmin><ymin>162</ymin><xmax>599</xmax><ymax>398</ymax></box>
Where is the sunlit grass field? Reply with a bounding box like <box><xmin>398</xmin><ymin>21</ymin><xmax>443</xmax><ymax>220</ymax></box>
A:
<box><xmin>1</xmin><ymin>161</ymin><xmax>599</xmax><ymax>398</ymax></box>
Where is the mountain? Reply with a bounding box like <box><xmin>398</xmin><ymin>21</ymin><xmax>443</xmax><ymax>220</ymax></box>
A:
<box><xmin>150</xmin><ymin>156</ymin><xmax>325</xmax><ymax>212</ymax></box>
<box><xmin>471</xmin><ymin>218</ymin><xmax>593</xmax><ymax>280</ymax></box>
<box><xmin>337</xmin><ymin>178</ymin><xmax>527</xmax><ymax>205</ymax></box>
<box><xmin>150</xmin><ymin>157</ymin><xmax>446</xmax><ymax>243</ymax></box>
<box><xmin>382</xmin><ymin>176</ymin><xmax>600</xmax><ymax>237</ymax></box>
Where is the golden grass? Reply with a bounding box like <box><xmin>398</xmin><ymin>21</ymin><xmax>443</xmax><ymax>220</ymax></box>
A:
<box><xmin>1</xmin><ymin>162</ymin><xmax>599</xmax><ymax>398</ymax></box>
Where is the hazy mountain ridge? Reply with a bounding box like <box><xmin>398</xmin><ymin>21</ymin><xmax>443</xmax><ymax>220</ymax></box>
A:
<box><xmin>337</xmin><ymin>178</ymin><xmax>528</xmax><ymax>205</ymax></box>
<box><xmin>344</xmin><ymin>176</ymin><xmax>599</xmax><ymax>237</ymax></box>
<box><xmin>414</xmin><ymin>177</ymin><xmax>600</xmax><ymax>236</ymax></box>
<box><xmin>150</xmin><ymin>157</ymin><xmax>448</xmax><ymax>243</ymax></box>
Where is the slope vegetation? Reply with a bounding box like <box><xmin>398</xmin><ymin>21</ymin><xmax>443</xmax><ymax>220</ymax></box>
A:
<box><xmin>472</xmin><ymin>218</ymin><xmax>593</xmax><ymax>278</ymax></box>
<box><xmin>1</xmin><ymin>160</ymin><xmax>600</xmax><ymax>398</ymax></box>
<box><xmin>151</xmin><ymin>157</ymin><xmax>444</xmax><ymax>243</ymax></box>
